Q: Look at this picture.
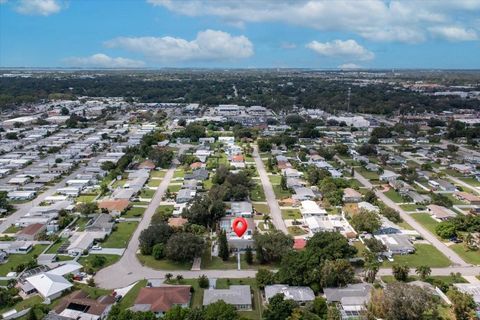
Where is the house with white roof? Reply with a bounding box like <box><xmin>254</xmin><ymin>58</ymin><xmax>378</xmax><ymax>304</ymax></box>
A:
<box><xmin>23</xmin><ymin>272</ymin><xmax>73</xmax><ymax>300</ymax></box>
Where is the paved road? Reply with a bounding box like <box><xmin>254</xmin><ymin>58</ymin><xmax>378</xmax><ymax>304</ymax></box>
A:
<box><xmin>252</xmin><ymin>145</ymin><xmax>287</xmax><ymax>233</ymax></box>
<box><xmin>378</xmin><ymin>266</ymin><xmax>480</xmax><ymax>277</ymax></box>
<box><xmin>353</xmin><ymin>171</ymin><xmax>470</xmax><ymax>267</ymax></box>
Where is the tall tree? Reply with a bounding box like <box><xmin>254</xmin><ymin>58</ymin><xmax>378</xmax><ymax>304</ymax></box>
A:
<box><xmin>218</xmin><ymin>230</ymin><xmax>229</xmax><ymax>261</ymax></box>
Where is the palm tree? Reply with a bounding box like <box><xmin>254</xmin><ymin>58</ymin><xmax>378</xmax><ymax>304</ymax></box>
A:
<box><xmin>363</xmin><ymin>252</ymin><xmax>380</xmax><ymax>283</ymax></box>
<box><xmin>176</xmin><ymin>274</ymin><xmax>184</xmax><ymax>283</ymax></box>
<box><xmin>263</xmin><ymin>214</ymin><xmax>271</xmax><ymax>225</ymax></box>
<box><xmin>165</xmin><ymin>273</ymin><xmax>173</xmax><ymax>281</ymax></box>
<box><xmin>415</xmin><ymin>265</ymin><xmax>431</xmax><ymax>281</ymax></box>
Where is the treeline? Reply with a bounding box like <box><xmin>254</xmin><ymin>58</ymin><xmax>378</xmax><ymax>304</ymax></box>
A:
<box><xmin>2</xmin><ymin>74</ymin><xmax>478</xmax><ymax>114</ymax></box>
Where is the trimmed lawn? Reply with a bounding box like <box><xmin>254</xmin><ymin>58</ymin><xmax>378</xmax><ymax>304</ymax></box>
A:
<box><xmin>123</xmin><ymin>206</ymin><xmax>146</xmax><ymax>218</ymax></box>
<box><xmin>250</xmin><ymin>183</ymin><xmax>266</xmax><ymax>202</ymax></box>
<box><xmin>147</xmin><ymin>179</ymin><xmax>161</xmax><ymax>187</ymax></box>
<box><xmin>383</xmin><ymin>244</ymin><xmax>451</xmax><ymax>268</ymax></box>
<box><xmin>269</xmin><ymin>175</ymin><xmax>281</xmax><ymax>185</ymax></box>
<box><xmin>203</xmin><ymin>178</ymin><xmax>213</xmax><ymax>190</ymax></box>
<box><xmin>151</xmin><ymin>170</ymin><xmax>166</xmax><ymax>178</ymax></box>
<box><xmin>155</xmin><ymin>205</ymin><xmax>174</xmax><ymax>218</ymax></box>
<box><xmin>400</xmin><ymin>204</ymin><xmax>424</xmax><ymax>212</ymax></box>
<box><xmin>450</xmin><ymin>244</ymin><xmax>480</xmax><ymax>265</ymax></box>
<box><xmin>411</xmin><ymin>212</ymin><xmax>439</xmax><ymax>235</ymax></box>
<box><xmin>288</xmin><ymin>226</ymin><xmax>307</xmax><ymax>236</ymax></box>
<box><xmin>0</xmin><ymin>245</ymin><xmax>47</xmax><ymax>276</ymax></box>
<box><xmin>281</xmin><ymin>209</ymin><xmax>301</xmax><ymax>220</ymax></box>
<box><xmin>253</xmin><ymin>203</ymin><xmax>270</xmax><ymax>215</ymax></box>
<box><xmin>273</xmin><ymin>185</ymin><xmax>292</xmax><ymax>199</ymax></box>
<box><xmin>112</xmin><ymin>179</ymin><xmax>127</xmax><ymax>188</ymax></box>
<box><xmin>173</xmin><ymin>169</ymin><xmax>185</xmax><ymax>179</ymax></box>
<box><xmin>139</xmin><ymin>189</ymin><xmax>155</xmax><ymax>198</ymax></box>
<box><xmin>46</xmin><ymin>238</ymin><xmax>68</xmax><ymax>254</ymax></box>
<box><xmin>117</xmin><ymin>279</ymin><xmax>148</xmax><ymax>309</ymax></box>
<box><xmin>459</xmin><ymin>177</ymin><xmax>480</xmax><ymax>187</ymax></box>
<box><xmin>383</xmin><ymin>189</ymin><xmax>405</xmax><ymax>203</ymax></box>
<box><xmin>168</xmin><ymin>184</ymin><xmax>182</xmax><ymax>193</ymax></box>
<box><xmin>137</xmin><ymin>254</ymin><xmax>191</xmax><ymax>270</ymax></box>
<box><xmin>4</xmin><ymin>225</ymin><xmax>21</xmax><ymax>233</ymax></box>
<box><xmin>73</xmin><ymin>283</ymin><xmax>111</xmax><ymax>299</ymax></box>
<box><xmin>0</xmin><ymin>295</ymin><xmax>43</xmax><ymax>314</ymax></box>
<box><xmin>352</xmin><ymin>241</ymin><xmax>367</xmax><ymax>257</ymax></box>
<box><xmin>78</xmin><ymin>254</ymin><xmax>120</xmax><ymax>273</ymax></box>
<box><xmin>357</xmin><ymin>168</ymin><xmax>379</xmax><ymax>180</ymax></box>
<box><xmin>102</xmin><ymin>222</ymin><xmax>138</xmax><ymax>248</ymax></box>
<box><xmin>76</xmin><ymin>193</ymin><xmax>97</xmax><ymax>203</ymax></box>
<box><xmin>381</xmin><ymin>275</ymin><xmax>467</xmax><ymax>285</ymax></box>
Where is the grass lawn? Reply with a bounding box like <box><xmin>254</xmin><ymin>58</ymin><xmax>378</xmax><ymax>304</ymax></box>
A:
<box><xmin>102</xmin><ymin>222</ymin><xmax>138</xmax><ymax>248</ymax></box>
<box><xmin>151</xmin><ymin>170</ymin><xmax>166</xmax><ymax>178</ymax></box>
<box><xmin>112</xmin><ymin>179</ymin><xmax>127</xmax><ymax>188</ymax></box>
<box><xmin>383</xmin><ymin>189</ymin><xmax>405</xmax><ymax>203</ymax></box>
<box><xmin>0</xmin><ymin>245</ymin><xmax>47</xmax><ymax>276</ymax></box>
<box><xmin>269</xmin><ymin>175</ymin><xmax>281</xmax><ymax>185</ymax></box>
<box><xmin>117</xmin><ymin>279</ymin><xmax>147</xmax><ymax>309</ymax></box>
<box><xmin>450</xmin><ymin>244</ymin><xmax>480</xmax><ymax>265</ymax></box>
<box><xmin>357</xmin><ymin>168</ymin><xmax>380</xmax><ymax>180</ymax></box>
<box><xmin>173</xmin><ymin>169</ymin><xmax>185</xmax><ymax>179</ymax></box>
<box><xmin>400</xmin><ymin>204</ymin><xmax>424</xmax><ymax>212</ymax></box>
<box><xmin>78</xmin><ymin>254</ymin><xmax>120</xmax><ymax>273</ymax></box>
<box><xmin>411</xmin><ymin>212</ymin><xmax>439</xmax><ymax>235</ymax></box>
<box><xmin>253</xmin><ymin>203</ymin><xmax>270</xmax><ymax>215</ymax></box>
<box><xmin>352</xmin><ymin>241</ymin><xmax>367</xmax><ymax>257</ymax></box>
<box><xmin>383</xmin><ymin>244</ymin><xmax>451</xmax><ymax>268</ymax></box>
<box><xmin>215</xmin><ymin>278</ymin><xmax>263</xmax><ymax>320</ymax></box>
<box><xmin>288</xmin><ymin>226</ymin><xmax>307</xmax><ymax>236</ymax></box>
<box><xmin>137</xmin><ymin>254</ymin><xmax>192</xmax><ymax>270</ymax></box>
<box><xmin>73</xmin><ymin>283</ymin><xmax>112</xmax><ymax>299</ymax></box>
<box><xmin>0</xmin><ymin>294</ymin><xmax>43</xmax><ymax>314</ymax></box>
<box><xmin>381</xmin><ymin>275</ymin><xmax>466</xmax><ymax>285</ymax></box>
<box><xmin>203</xmin><ymin>178</ymin><xmax>213</xmax><ymax>190</ymax></box>
<box><xmin>147</xmin><ymin>179</ymin><xmax>162</xmax><ymax>187</ymax></box>
<box><xmin>281</xmin><ymin>209</ymin><xmax>301</xmax><ymax>220</ymax></box>
<box><xmin>459</xmin><ymin>177</ymin><xmax>480</xmax><ymax>187</ymax></box>
<box><xmin>168</xmin><ymin>184</ymin><xmax>182</xmax><ymax>193</ymax></box>
<box><xmin>250</xmin><ymin>183</ymin><xmax>266</xmax><ymax>201</ymax></box>
<box><xmin>155</xmin><ymin>205</ymin><xmax>174</xmax><ymax>218</ymax></box>
<box><xmin>139</xmin><ymin>189</ymin><xmax>155</xmax><ymax>198</ymax></box>
<box><xmin>4</xmin><ymin>225</ymin><xmax>21</xmax><ymax>233</ymax></box>
<box><xmin>397</xmin><ymin>221</ymin><xmax>414</xmax><ymax>230</ymax></box>
<box><xmin>273</xmin><ymin>185</ymin><xmax>292</xmax><ymax>199</ymax></box>
<box><xmin>76</xmin><ymin>193</ymin><xmax>97</xmax><ymax>203</ymax></box>
<box><xmin>123</xmin><ymin>206</ymin><xmax>146</xmax><ymax>218</ymax></box>
<box><xmin>46</xmin><ymin>238</ymin><xmax>68</xmax><ymax>254</ymax></box>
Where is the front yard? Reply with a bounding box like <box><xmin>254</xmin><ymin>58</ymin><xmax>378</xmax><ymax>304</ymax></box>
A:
<box><xmin>101</xmin><ymin>222</ymin><xmax>138</xmax><ymax>248</ymax></box>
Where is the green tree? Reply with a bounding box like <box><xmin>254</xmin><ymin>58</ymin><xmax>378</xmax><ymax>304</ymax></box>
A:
<box><xmin>350</xmin><ymin>210</ymin><xmax>381</xmax><ymax>233</ymax></box>
<box><xmin>198</xmin><ymin>275</ymin><xmax>209</xmax><ymax>288</ymax></box>
<box><xmin>320</xmin><ymin>259</ymin><xmax>355</xmax><ymax>287</ymax></box>
<box><xmin>203</xmin><ymin>300</ymin><xmax>239</xmax><ymax>320</ymax></box>
<box><xmin>218</xmin><ymin>230</ymin><xmax>229</xmax><ymax>261</ymax></box>
<box><xmin>392</xmin><ymin>264</ymin><xmax>410</xmax><ymax>282</ymax></box>
<box><xmin>139</xmin><ymin>223</ymin><xmax>173</xmax><ymax>255</ymax></box>
<box><xmin>253</xmin><ymin>231</ymin><xmax>294</xmax><ymax>263</ymax></box>
<box><xmin>152</xmin><ymin>243</ymin><xmax>165</xmax><ymax>260</ymax></box>
<box><xmin>245</xmin><ymin>246</ymin><xmax>253</xmax><ymax>265</ymax></box>
<box><xmin>166</xmin><ymin>233</ymin><xmax>205</xmax><ymax>262</ymax></box>
<box><xmin>264</xmin><ymin>293</ymin><xmax>298</xmax><ymax>320</ymax></box>
<box><xmin>448</xmin><ymin>289</ymin><xmax>477</xmax><ymax>320</ymax></box>
<box><xmin>415</xmin><ymin>265</ymin><xmax>431</xmax><ymax>281</ymax></box>
<box><xmin>256</xmin><ymin>268</ymin><xmax>276</xmax><ymax>288</ymax></box>
<box><xmin>435</xmin><ymin>221</ymin><xmax>457</xmax><ymax>239</ymax></box>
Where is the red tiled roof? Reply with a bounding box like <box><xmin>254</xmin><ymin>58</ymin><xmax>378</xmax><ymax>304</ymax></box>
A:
<box><xmin>138</xmin><ymin>160</ymin><xmax>156</xmax><ymax>170</ymax></box>
<box><xmin>98</xmin><ymin>199</ymin><xmax>130</xmax><ymax>212</ymax></box>
<box><xmin>168</xmin><ymin>217</ymin><xmax>188</xmax><ymax>228</ymax></box>
<box><xmin>134</xmin><ymin>286</ymin><xmax>191</xmax><ymax>312</ymax></box>
<box><xmin>293</xmin><ymin>239</ymin><xmax>306</xmax><ymax>250</ymax></box>
<box><xmin>18</xmin><ymin>223</ymin><xmax>45</xmax><ymax>236</ymax></box>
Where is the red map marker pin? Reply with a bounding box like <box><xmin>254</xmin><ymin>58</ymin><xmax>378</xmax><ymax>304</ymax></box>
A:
<box><xmin>232</xmin><ymin>217</ymin><xmax>248</xmax><ymax>238</ymax></box>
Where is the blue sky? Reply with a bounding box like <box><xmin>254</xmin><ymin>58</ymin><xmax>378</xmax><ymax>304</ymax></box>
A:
<box><xmin>1</xmin><ymin>0</ymin><xmax>480</xmax><ymax>69</ymax></box>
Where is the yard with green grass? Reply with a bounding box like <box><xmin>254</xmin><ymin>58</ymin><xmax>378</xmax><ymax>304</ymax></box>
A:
<box><xmin>0</xmin><ymin>245</ymin><xmax>47</xmax><ymax>276</ymax></box>
<box><xmin>450</xmin><ymin>244</ymin><xmax>480</xmax><ymax>265</ymax></box>
<box><xmin>411</xmin><ymin>212</ymin><xmax>439</xmax><ymax>235</ymax></box>
<box><xmin>168</xmin><ymin>184</ymin><xmax>182</xmax><ymax>193</ymax></box>
<box><xmin>383</xmin><ymin>189</ymin><xmax>406</xmax><ymax>203</ymax></box>
<box><xmin>150</xmin><ymin>170</ymin><xmax>166</xmax><ymax>178</ymax></box>
<box><xmin>139</xmin><ymin>189</ymin><xmax>155</xmax><ymax>198</ymax></box>
<box><xmin>253</xmin><ymin>203</ymin><xmax>269</xmax><ymax>215</ymax></box>
<box><xmin>78</xmin><ymin>254</ymin><xmax>120</xmax><ymax>273</ymax></box>
<box><xmin>116</xmin><ymin>280</ymin><xmax>148</xmax><ymax>309</ymax></box>
<box><xmin>101</xmin><ymin>222</ymin><xmax>138</xmax><ymax>248</ymax></box>
<box><xmin>383</xmin><ymin>244</ymin><xmax>451</xmax><ymax>268</ymax></box>
<box><xmin>136</xmin><ymin>254</ymin><xmax>192</xmax><ymax>270</ymax></box>
<box><xmin>123</xmin><ymin>206</ymin><xmax>146</xmax><ymax>218</ymax></box>
<box><xmin>147</xmin><ymin>179</ymin><xmax>161</xmax><ymax>187</ymax></box>
<box><xmin>173</xmin><ymin>169</ymin><xmax>185</xmax><ymax>179</ymax></box>
<box><xmin>288</xmin><ymin>226</ymin><xmax>307</xmax><ymax>236</ymax></box>
<box><xmin>0</xmin><ymin>294</ymin><xmax>43</xmax><ymax>314</ymax></box>
<box><xmin>155</xmin><ymin>205</ymin><xmax>174</xmax><ymax>219</ymax></box>
<box><xmin>400</xmin><ymin>204</ymin><xmax>424</xmax><ymax>212</ymax></box>
<box><xmin>76</xmin><ymin>193</ymin><xmax>98</xmax><ymax>203</ymax></box>
<box><xmin>112</xmin><ymin>179</ymin><xmax>127</xmax><ymax>188</ymax></box>
<box><xmin>250</xmin><ymin>183</ymin><xmax>266</xmax><ymax>201</ymax></box>
<box><xmin>281</xmin><ymin>209</ymin><xmax>301</xmax><ymax>220</ymax></box>
<box><xmin>356</xmin><ymin>167</ymin><xmax>380</xmax><ymax>180</ymax></box>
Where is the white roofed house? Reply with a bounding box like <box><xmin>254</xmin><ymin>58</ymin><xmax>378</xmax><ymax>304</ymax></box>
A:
<box><xmin>176</xmin><ymin>189</ymin><xmax>196</xmax><ymax>204</ymax></box>
<box><xmin>427</xmin><ymin>204</ymin><xmax>457</xmax><ymax>221</ymax></box>
<box><xmin>323</xmin><ymin>283</ymin><xmax>372</xmax><ymax>319</ymax></box>
<box><xmin>230</xmin><ymin>201</ymin><xmax>253</xmax><ymax>217</ymax></box>
<box><xmin>203</xmin><ymin>285</ymin><xmax>252</xmax><ymax>310</ymax></box>
<box><xmin>292</xmin><ymin>187</ymin><xmax>316</xmax><ymax>201</ymax></box>
<box><xmin>379</xmin><ymin>170</ymin><xmax>400</xmax><ymax>182</ymax></box>
<box><xmin>300</xmin><ymin>200</ymin><xmax>327</xmax><ymax>217</ymax></box>
<box><xmin>264</xmin><ymin>285</ymin><xmax>315</xmax><ymax>305</ymax></box>
<box><xmin>23</xmin><ymin>272</ymin><xmax>73</xmax><ymax>300</ymax></box>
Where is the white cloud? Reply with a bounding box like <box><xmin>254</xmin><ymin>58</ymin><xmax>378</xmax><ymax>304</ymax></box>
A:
<box><xmin>429</xmin><ymin>26</ymin><xmax>478</xmax><ymax>41</ymax></box>
<box><xmin>104</xmin><ymin>29</ymin><xmax>253</xmax><ymax>62</ymax></box>
<box><xmin>148</xmin><ymin>0</ymin><xmax>480</xmax><ymax>43</ymax></box>
<box><xmin>15</xmin><ymin>0</ymin><xmax>62</xmax><ymax>16</ymax></box>
<box><xmin>306</xmin><ymin>39</ymin><xmax>374</xmax><ymax>61</ymax></box>
<box><xmin>338</xmin><ymin>63</ymin><xmax>362</xmax><ymax>69</ymax></box>
<box><xmin>64</xmin><ymin>54</ymin><xmax>145</xmax><ymax>68</ymax></box>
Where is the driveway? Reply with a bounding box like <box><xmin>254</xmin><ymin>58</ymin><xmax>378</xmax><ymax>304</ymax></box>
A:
<box><xmin>252</xmin><ymin>146</ymin><xmax>287</xmax><ymax>234</ymax></box>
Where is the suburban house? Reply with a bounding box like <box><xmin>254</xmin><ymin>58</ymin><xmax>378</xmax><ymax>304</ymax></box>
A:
<box><xmin>300</xmin><ymin>200</ymin><xmax>327</xmax><ymax>217</ymax></box>
<box><xmin>292</xmin><ymin>187</ymin><xmax>316</xmax><ymax>201</ymax></box>
<box><xmin>454</xmin><ymin>192</ymin><xmax>480</xmax><ymax>205</ymax></box>
<box><xmin>23</xmin><ymin>272</ymin><xmax>73</xmax><ymax>300</ymax></box>
<box><xmin>98</xmin><ymin>199</ymin><xmax>130</xmax><ymax>216</ymax></box>
<box><xmin>342</xmin><ymin>188</ymin><xmax>362</xmax><ymax>203</ymax></box>
<box><xmin>427</xmin><ymin>204</ymin><xmax>457</xmax><ymax>221</ymax></box>
<box><xmin>176</xmin><ymin>189</ymin><xmax>196</xmax><ymax>204</ymax></box>
<box><xmin>52</xmin><ymin>290</ymin><xmax>115</xmax><ymax>320</ymax></box>
<box><xmin>203</xmin><ymin>285</ymin><xmax>252</xmax><ymax>310</ymax></box>
<box><xmin>131</xmin><ymin>286</ymin><xmax>191</xmax><ymax>316</ymax></box>
<box><xmin>265</xmin><ymin>285</ymin><xmax>315</xmax><ymax>305</ymax></box>
<box><xmin>15</xmin><ymin>223</ymin><xmax>46</xmax><ymax>241</ymax></box>
<box><xmin>374</xmin><ymin>234</ymin><xmax>415</xmax><ymax>256</ymax></box>
<box><xmin>379</xmin><ymin>170</ymin><xmax>400</xmax><ymax>182</ymax></box>
<box><xmin>230</xmin><ymin>201</ymin><xmax>253</xmax><ymax>217</ymax></box>
<box><xmin>324</xmin><ymin>283</ymin><xmax>372</xmax><ymax>320</ymax></box>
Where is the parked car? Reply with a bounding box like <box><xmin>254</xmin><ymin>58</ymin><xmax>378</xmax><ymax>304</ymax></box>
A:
<box><xmin>91</xmin><ymin>245</ymin><xmax>102</xmax><ymax>250</ymax></box>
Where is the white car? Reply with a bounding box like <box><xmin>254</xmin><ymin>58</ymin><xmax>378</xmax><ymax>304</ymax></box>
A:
<box><xmin>91</xmin><ymin>245</ymin><xmax>102</xmax><ymax>250</ymax></box>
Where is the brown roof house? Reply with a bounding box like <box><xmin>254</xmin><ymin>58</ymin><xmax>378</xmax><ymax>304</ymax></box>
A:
<box><xmin>53</xmin><ymin>290</ymin><xmax>115</xmax><ymax>319</ymax></box>
<box><xmin>16</xmin><ymin>223</ymin><xmax>46</xmax><ymax>241</ymax></box>
<box><xmin>138</xmin><ymin>160</ymin><xmax>156</xmax><ymax>170</ymax></box>
<box><xmin>131</xmin><ymin>285</ymin><xmax>191</xmax><ymax>316</ymax></box>
<box><xmin>98</xmin><ymin>199</ymin><xmax>130</xmax><ymax>216</ymax></box>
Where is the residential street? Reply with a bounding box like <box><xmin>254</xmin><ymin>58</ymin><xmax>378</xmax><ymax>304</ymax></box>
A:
<box><xmin>353</xmin><ymin>171</ymin><xmax>470</xmax><ymax>267</ymax></box>
<box><xmin>252</xmin><ymin>145</ymin><xmax>288</xmax><ymax>233</ymax></box>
